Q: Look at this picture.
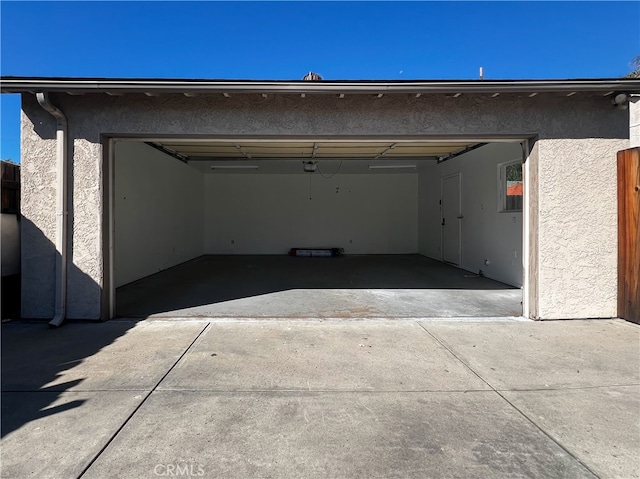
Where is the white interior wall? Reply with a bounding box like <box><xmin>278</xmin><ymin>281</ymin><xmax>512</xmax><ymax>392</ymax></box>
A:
<box><xmin>114</xmin><ymin>142</ymin><xmax>204</xmax><ymax>287</ymax></box>
<box><xmin>204</xmin><ymin>173</ymin><xmax>418</xmax><ymax>254</ymax></box>
<box><xmin>114</xmin><ymin>140</ymin><xmax>519</xmax><ymax>287</ymax></box>
<box><xmin>418</xmin><ymin>164</ymin><xmax>441</xmax><ymax>260</ymax></box>
<box><xmin>418</xmin><ymin>143</ymin><xmax>523</xmax><ymax>287</ymax></box>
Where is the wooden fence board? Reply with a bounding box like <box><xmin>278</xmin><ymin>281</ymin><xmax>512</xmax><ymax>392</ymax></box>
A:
<box><xmin>618</xmin><ymin>148</ymin><xmax>640</xmax><ymax>323</ymax></box>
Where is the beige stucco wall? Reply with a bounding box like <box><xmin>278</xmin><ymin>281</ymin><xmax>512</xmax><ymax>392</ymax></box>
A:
<box><xmin>21</xmin><ymin>108</ymin><xmax>58</xmax><ymax>317</ymax></box>
<box><xmin>525</xmin><ymin>141</ymin><xmax>539</xmax><ymax>319</ymax></box>
<box><xmin>630</xmin><ymin>97</ymin><xmax>640</xmax><ymax>148</ymax></box>
<box><xmin>536</xmin><ymin>138</ymin><xmax>625</xmax><ymax>318</ymax></box>
<box><xmin>20</xmin><ymin>92</ymin><xmax>629</xmax><ymax>319</ymax></box>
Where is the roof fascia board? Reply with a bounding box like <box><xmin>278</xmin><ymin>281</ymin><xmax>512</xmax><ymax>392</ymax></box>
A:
<box><xmin>2</xmin><ymin>78</ymin><xmax>640</xmax><ymax>94</ymax></box>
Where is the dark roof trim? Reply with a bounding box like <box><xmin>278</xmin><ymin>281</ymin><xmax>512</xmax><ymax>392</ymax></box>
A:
<box><xmin>2</xmin><ymin>76</ymin><xmax>639</xmax><ymax>94</ymax></box>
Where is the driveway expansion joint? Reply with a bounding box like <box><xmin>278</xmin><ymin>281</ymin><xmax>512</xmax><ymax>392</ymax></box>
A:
<box><xmin>0</xmin><ymin>388</ymin><xmax>153</xmax><ymax>393</ymax></box>
<box><xmin>495</xmin><ymin>383</ymin><xmax>640</xmax><ymax>392</ymax></box>
<box><xmin>75</xmin><ymin>323</ymin><xmax>210</xmax><ymax>479</ymax></box>
<box><xmin>152</xmin><ymin>388</ymin><xmax>496</xmax><ymax>394</ymax></box>
<box><xmin>416</xmin><ymin>321</ymin><xmax>603</xmax><ymax>479</ymax></box>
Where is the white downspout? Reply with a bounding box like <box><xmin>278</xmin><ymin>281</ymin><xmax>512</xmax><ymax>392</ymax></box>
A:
<box><xmin>36</xmin><ymin>92</ymin><xmax>68</xmax><ymax>327</ymax></box>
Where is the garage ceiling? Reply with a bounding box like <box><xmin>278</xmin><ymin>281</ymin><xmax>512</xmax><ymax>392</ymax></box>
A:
<box><xmin>156</xmin><ymin>140</ymin><xmax>477</xmax><ymax>159</ymax></box>
<box><xmin>144</xmin><ymin>139</ymin><xmax>485</xmax><ymax>174</ymax></box>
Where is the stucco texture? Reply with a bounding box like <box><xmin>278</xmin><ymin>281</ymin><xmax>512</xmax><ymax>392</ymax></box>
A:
<box><xmin>20</xmin><ymin>92</ymin><xmax>629</xmax><ymax>319</ymax></box>
<box><xmin>630</xmin><ymin>97</ymin><xmax>640</xmax><ymax>148</ymax></box>
<box><xmin>21</xmin><ymin>108</ymin><xmax>58</xmax><ymax>318</ymax></box>
<box><xmin>537</xmin><ymin>138</ymin><xmax>626</xmax><ymax>319</ymax></box>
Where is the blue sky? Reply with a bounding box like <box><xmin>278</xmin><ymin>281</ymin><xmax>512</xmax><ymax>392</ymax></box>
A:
<box><xmin>1</xmin><ymin>1</ymin><xmax>639</xmax><ymax>162</ymax></box>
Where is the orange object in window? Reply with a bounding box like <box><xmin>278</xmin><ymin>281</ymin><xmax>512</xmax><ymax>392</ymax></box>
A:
<box><xmin>507</xmin><ymin>182</ymin><xmax>523</xmax><ymax>196</ymax></box>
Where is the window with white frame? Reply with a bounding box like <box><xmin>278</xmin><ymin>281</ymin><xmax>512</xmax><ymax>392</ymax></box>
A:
<box><xmin>498</xmin><ymin>160</ymin><xmax>523</xmax><ymax>212</ymax></box>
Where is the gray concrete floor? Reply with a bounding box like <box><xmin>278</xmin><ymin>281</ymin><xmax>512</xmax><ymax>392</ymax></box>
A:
<box><xmin>116</xmin><ymin>255</ymin><xmax>522</xmax><ymax>319</ymax></box>
<box><xmin>2</xmin><ymin>319</ymin><xmax>638</xmax><ymax>478</ymax></box>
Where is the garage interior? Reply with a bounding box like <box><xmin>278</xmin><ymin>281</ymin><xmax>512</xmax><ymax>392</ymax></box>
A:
<box><xmin>113</xmin><ymin>138</ymin><xmax>524</xmax><ymax>319</ymax></box>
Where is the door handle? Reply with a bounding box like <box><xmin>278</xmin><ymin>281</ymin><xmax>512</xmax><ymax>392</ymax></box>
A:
<box><xmin>441</xmin><ymin>218</ymin><xmax>445</xmax><ymax>226</ymax></box>
<box><xmin>457</xmin><ymin>216</ymin><xmax>464</xmax><ymax>219</ymax></box>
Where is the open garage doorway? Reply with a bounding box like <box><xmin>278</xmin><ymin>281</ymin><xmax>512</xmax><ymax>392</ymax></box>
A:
<box><xmin>110</xmin><ymin>138</ymin><xmax>525</xmax><ymax>319</ymax></box>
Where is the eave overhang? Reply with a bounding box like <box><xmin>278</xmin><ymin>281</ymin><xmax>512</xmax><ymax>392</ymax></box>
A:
<box><xmin>2</xmin><ymin>76</ymin><xmax>639</xmax><ymax>95</ymax></box>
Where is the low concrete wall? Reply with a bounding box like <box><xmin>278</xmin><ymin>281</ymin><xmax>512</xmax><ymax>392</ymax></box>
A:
<box><xmin>1</xmin><ymin>213</ymin><xmax>20</xmax><ymax>318</ymax></box>
<box><xmin>1</xmin><ymin>213</ymin><xmax>20</xmax><ymax>276</ymax></box>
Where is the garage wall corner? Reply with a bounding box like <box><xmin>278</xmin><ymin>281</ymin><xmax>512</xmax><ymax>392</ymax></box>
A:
<box><xmin>114</xmin><ymin>142</ymin><xmax>205</xmax><ymax>287</ymax></box>
<box><xmin>536</xmin><ymin>138</ymin><xmax>628</xmax><ymax>319</ymax></box>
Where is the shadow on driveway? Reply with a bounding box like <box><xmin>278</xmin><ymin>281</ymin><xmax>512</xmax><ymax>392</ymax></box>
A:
<box><xmin>1</xmin><ymin>321</ymin><xmax>136</xmax><ymax>437</ymax></box>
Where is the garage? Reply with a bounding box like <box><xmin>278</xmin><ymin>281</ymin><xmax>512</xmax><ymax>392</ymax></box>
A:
<box><xmin>7</xmin><ymin>76</ymin><xmax>634</xmax><ymax>323</ymax></box>
<box><xmin>113</xmin><ymin>138</ymin><xmax>524</xmax><ymax>319</ymax></box>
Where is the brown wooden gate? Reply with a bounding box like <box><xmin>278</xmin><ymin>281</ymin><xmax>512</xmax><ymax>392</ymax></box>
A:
<box><xmin>618</xmin><ymin>147</ymin><xmax>640</xmax><ymax>323</ymax></box>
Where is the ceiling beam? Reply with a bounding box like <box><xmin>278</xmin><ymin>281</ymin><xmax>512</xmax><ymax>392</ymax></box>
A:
<box><xmin>437</xmin><ymin>143</ymin><xmax>488</xmax><ymax>164</ymax></box>
<box><xmin>234</xmin><ymin>144</ymin><xmax>252</xmax><ymax>159</ymax></box>
<box><xmin>374</xmin><ymin>143</ymin><xmax>397</xmax><ymax>159</ymax></box>
<box><xmin>187</xmin><ymin>155</ymin><xmax>439</xmax><ymax>162</ymax></box>
<box><xmin>145</xmin><ymin>142</ymin><xmax>190</xmax><ymax>163</ymax></box>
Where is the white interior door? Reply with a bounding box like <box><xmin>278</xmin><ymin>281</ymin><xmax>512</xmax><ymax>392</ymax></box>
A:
<box><xmin>442</xmin><ymin>173</ymin><xmax>462</xmax><ymax>265</ymax></box>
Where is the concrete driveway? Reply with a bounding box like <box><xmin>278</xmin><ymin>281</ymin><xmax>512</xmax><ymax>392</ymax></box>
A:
<box><xmin>1</xmin><ymin>318</ymin><xmax>639</xmax><ymax>478</ymax></box>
